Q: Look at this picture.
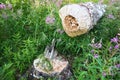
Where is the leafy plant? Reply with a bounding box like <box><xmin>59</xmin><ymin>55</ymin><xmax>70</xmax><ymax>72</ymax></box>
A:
<box><xmin>0</xmin><ymin>0</ymin><xmax>120</xmax><ymax>80</ymax></box>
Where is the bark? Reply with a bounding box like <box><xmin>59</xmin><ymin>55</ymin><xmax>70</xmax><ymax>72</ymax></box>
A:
<box><xmin>59</xmin><ymin>2</ymin><xmax>106</xmax><ymax>37</ymax></box>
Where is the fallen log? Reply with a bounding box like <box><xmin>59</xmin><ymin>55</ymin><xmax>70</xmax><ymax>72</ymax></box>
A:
<box><xmin>59</xmin><ymin>2</ymin><xmax>106</xmax><ymax>37</ymax></box>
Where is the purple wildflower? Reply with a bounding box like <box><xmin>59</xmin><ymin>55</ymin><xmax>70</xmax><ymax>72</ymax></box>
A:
<box><xmin>109</xmin><ymin>0</ymin><xmax>116</xmax><ymax>5</ymax></box>
<box><xmin>56</xmin><ymin>0</ymin><xmax>63</xmax><ymax>8</ymax></box>
<box><xmin>107</xmin><ymin>14</ymin><xmax>115</xmax><ymax>19</ymax></box>
<box><xmin>0</xmin><ymin>3</ymin><xmax>6</xmax><ymax>9</ymax></box>
<box><xmin>91</xmin><ymin>49</ymin><xmax>95</xmax><ymax>54</ymax></box>
<box><xmin>114</xmin><ymin>44</ymin><xmax>119</xmax><ymax>49</ymax></box>
<box><xmin>111</xmin><ymin>36</ymin><xmax>119</xmax><ymax>43</ymax></box>
<box><xmin>90</xmin><ymin>43</ymin><xmax>102</xmax><ymax>49</ymax></box>
<box><xmin>115</xmin><ymin>64</ymin><xmax>120</xmax><ymax>68</ymax></box>
<box><xmin>109</xmin><ymin>46</ymin><xmax>112</xmax><ymax>51</ymax></box>
<box><xmin>7</xmin><ymin>4</ymin><xmax>12</xmax><ymax>9</ymax></box>
<box><xmin>102</xmin><ymin>72</ymin><xmax>107</xmax><ymax>76</ymax></box>
<box><xmin>45</xmin><ymin>15</ymin><xmax>55</xmax><ymax>24</ymax></box>
<box><xmin>94</xmin><ymin>54</ymin><xmax>99</xmax><ymax>58</ymax></box>
<box><xmin>56</xmin><ymin>29</ymin><xmax>64</xmax><ymax>34</ymax></box>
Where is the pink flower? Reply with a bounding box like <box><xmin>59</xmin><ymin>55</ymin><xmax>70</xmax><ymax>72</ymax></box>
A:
<box><xmin>7</xmin><ymin>4</ymin><xmax>12</xmax><ymax>9</ymax></box>
<box><xmin>107</xmin><ymin>14</ymin><xmax>115</xmax><ymax>19</ymax></box>
<box><xmin>56</xmin><ymin>29</ymin><xmax>64</xmax><ymax>34</ymax></box>
<box><xmin>45</xmin><ymin>15</ymin><xmax>55</xmax><ymax>24</ymax></box>
<box><xmin>111</xmin><ymin>36</ymin><xmax>119</xmax><ymax>43</ymax></box>
<box><xmin>109</xmin><ymin>46</ymin><xmax>112</xmax><ymax>51</ymax></box>
<box><xmin>94</xmin><ymin>54</ymin><xmax>99</xmax><ymax>58</ymax></box>
<box><xmin>0</xmin><ymin>3</ymin><xmax>6</xmax><ymax>9</ymax></box>
<box><xmin>114</xmin><ymin>44</ymin><xmax>119</xmax><ymax>49</ymax></box>
<box><xmin>90</xmin><ymin>43</ymin><xmax>102</xmax><ymax>49</ymax></box>
<box><xmin>56</xmin><ymin>0</ymin><xmax>63</xmax><ymax>8</ymax></box>
<box><xmin>102</xmin><ymin>72</ymin><xmax>106</xmax><ymax>76</ymax></box>
<box><xmin>115</xmin><ymin>64</ymin><xmax>120</xmax><ymax>68</ymax></box>
<box><xmin>91</xmin><ymin>49</ymin><xmax>95</xmax><ymax>54</ymax></box>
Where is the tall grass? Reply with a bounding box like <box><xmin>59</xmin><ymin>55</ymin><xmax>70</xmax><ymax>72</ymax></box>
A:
<box><xmin>0</xmin><ymin>0</ymin><xmax>120</xmax><ymax>80</ymax></box>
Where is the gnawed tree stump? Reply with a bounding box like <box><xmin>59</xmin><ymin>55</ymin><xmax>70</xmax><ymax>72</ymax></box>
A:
<box><xmin>59</xmin><ymin>2</ymin><xmax>106</xmax><ymax>37</ymax></box>
<box><xmin>32</xmin><ymin>39</ymin><xmax>72</xmax><ymax>79</ymax></box>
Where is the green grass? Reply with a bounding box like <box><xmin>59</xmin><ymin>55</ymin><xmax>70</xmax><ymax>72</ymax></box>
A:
<box><xmin>0</xmin><ymin>0</ymin><xmax>120</xmax><ymax>80</ymax></box>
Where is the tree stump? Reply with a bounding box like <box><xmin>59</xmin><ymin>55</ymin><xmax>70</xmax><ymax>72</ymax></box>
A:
<box><xmin>32</xmin><ymin>39</ymin><xmax>72</xmax><ymax>80</ymax></box>
<box><xmin>59</xmin><ymin>2</ymin><xmax>106</xmax><ymax>37</ymax></box>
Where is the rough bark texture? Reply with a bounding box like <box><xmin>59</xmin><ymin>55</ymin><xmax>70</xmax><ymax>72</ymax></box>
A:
<box><xmin>59</xmin><ymin>2</ymin><xmax>106</xmax><ymax>37</ymax></box>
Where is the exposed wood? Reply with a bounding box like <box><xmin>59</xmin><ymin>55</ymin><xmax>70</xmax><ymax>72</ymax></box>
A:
<box><xmin>59</xmin><ymin>2</ymin><xmax>106</xmax><ymax>37</ymax></box>
<box><xmin>32</xmin><ymin>39</ymin><xmax>72</xmax><ymax>79</ymax></box>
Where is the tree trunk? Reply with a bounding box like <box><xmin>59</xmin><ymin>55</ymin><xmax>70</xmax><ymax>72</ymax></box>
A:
<box><xmin>59</xmin><ymin>2</ymin><xmax>106</xmax><ymax>37</ymax></box>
